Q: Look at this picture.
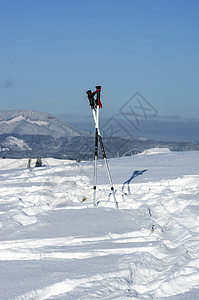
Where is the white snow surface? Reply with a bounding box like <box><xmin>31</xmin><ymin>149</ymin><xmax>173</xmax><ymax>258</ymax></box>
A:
<box><xmin>138</xmin><ymin>147</ymin><xmax>171</xmax><ymax>155</ymax></box>
<box><xmin>0</xmin><ymin>115</ymin><xmax>48</xmax><ymax>126</ymax></box>
<box><xmin>0</xmin><ymin>116</ymin><xmax>48</xmax><ymax>126</ymax></box>
<box><xmin>0</xmin><ymin>148</ymin><xmax>199</xmax><ymax>299</ymax></box>
<box><xmin>0</xmin><ymin>116</ymin><xmax>25</xmax><ymax>124</ymax></box>
<box><xmin>2</xmin><ymin>136</ymin><xmax>32</xmax><ymax>151</ymax></box>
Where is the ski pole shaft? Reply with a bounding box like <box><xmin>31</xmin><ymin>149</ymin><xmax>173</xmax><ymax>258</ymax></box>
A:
<box><xmin>93</xmin><ymin>104</ymin><xmax>99</xmax><ymax>206</ymax></box>
<box><xmin>98</xmin><ymin>134</ymin><xmax>118</xmax><ymax>209</ymax></box>
<box><xmin>93</xmin><ymin>127</ymin><xmax>98</xmax><ymax>206</ymax></box>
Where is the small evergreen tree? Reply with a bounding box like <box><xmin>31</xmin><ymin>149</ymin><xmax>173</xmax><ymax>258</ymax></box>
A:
<box><xmin>35</xmin><ymin>158</ymin><xmax>42</xmax><ymax>167</ymax></box>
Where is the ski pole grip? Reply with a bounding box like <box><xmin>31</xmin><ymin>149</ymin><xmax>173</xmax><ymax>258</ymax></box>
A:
<box><xmin>86</xmin><ymin>90</ymin><xmax>95</xmax><ymax>109</ymax></box>
<box><xmin>86</xmin><ymin>90</ymin><xmax>92</xmax><ymax>97</ymax></box>
<box><xmin>95</xmin><ymin>86</ymin><xmax>102</xmax><ymax>108</ymax></box>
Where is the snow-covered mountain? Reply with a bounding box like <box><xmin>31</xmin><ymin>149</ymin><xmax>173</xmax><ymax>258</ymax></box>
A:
<box><xmin>1</xmin><ymin>149</ymin><xmax>199</xmax><ymax>299</ymax></box>
<box><xmin>0</xmin><ymin>110</ymin><xmax>91</xmax><ymax>138</ymax></box>
<box><xmin>0</xmin><ymin>110</ymin><xmax>95</xmax><ymax>159</ymax></box>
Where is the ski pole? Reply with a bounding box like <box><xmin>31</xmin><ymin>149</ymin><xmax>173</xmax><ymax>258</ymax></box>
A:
<box><xmin>95</xmin><ymin>87</ymin><xmax>118</xmax><ymax>209</ymax></box>
<box><xmin>86</xmin><ymin>86</ymin><xmax>118</xmax><ymax>209</ymax></box>
<box><xmin>86</xmin><ymin>89</ymin><xmax>98</xmax><ymax>206</ymax></box>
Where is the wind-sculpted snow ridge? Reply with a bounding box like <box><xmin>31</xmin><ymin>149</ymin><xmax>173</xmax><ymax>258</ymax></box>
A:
<box><xmin>0</xmin><ymin>151</ymin><xmax>199</xmax><ymax>299</ymax></box>
<box><xmin>137</xmin><ymin>147</ymin><xmax>172</xmax><ymax>155</ymax></box>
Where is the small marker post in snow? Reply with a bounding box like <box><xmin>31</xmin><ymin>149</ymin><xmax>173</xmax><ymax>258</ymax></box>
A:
<box><xmin>86</xmin><ymin>86</ymin><xmax>118</xmax><ymax>209</ymax></box>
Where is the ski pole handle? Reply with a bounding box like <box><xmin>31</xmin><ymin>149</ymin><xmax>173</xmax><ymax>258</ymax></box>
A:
<box><xmin>86</xmin><ymin>85</ymin><xmax>102</xmax><ymax>109</ymax></box>
<box><xmin>86</xmin><ymin>90</ymin><xmax>95</xmax><ymax>109</ymax></box>
<box><xmin>95</xmin><ymin>86</ymin><xmax>102</xmax><ymax>108</ymax></box>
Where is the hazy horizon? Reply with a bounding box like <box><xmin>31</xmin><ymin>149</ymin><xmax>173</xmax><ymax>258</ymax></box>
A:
<box><xmin>57</xmin><ymin>113</ymin><xmax>199</xmax><ymax>143</ymax></box>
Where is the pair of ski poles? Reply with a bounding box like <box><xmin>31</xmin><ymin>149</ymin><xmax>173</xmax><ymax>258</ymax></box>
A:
<box><xmin>86</xmin><ymin>86</ymin><xmax>118</xmax><ymax>209</ymax></box>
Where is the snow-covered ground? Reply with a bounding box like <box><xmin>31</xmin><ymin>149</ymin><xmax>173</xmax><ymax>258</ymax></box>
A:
<box><xmin>1</xmin><ymin>149</ymin><xmax>199</xmax><ymax>299</ymax></box>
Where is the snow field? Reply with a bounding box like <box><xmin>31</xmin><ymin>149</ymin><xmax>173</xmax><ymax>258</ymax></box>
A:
<box><xmin>0</xmin><ymin>150</ymin><xmax>199</xmax><ymax>299</ymax></box>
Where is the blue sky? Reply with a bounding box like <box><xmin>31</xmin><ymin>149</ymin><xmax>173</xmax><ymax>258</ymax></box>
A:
<box><xmin>0</xmin><ymin>0</ymin><xmax>199</xmax><ymax>119</ymax></box>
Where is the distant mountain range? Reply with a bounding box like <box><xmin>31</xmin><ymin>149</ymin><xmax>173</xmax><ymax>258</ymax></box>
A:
<box><xmin>0</xmin><ymin>110</ymin><xmax>199</xmax><ymax>160</ymax></box>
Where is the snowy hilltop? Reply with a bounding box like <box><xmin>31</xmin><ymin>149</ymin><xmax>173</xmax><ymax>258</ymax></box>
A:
<box><xmin>0</xmin><ymin>110</ymin><xmax>91</xmax><ymax>138</ymax></box>
<box><xmin>0</xmin><ymin>148</ymin><xmax>199</xmax><ymax>299</ymax></box>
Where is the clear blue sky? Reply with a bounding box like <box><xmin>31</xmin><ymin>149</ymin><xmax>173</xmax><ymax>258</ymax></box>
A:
<box><xmin>0</xmin><ymin>0</ymin><xmax>199</xmax><ymax>119</ymax></box>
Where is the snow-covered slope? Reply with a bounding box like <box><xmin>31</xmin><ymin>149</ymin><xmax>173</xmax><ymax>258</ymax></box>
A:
<box><xmin>0</xmin><ymin>149</ymin><xmax>199</xmax><ymax>299</ymax></box>
<box><xmin>0</xmin><ymin>110</ymin><xmax>91</xmax><ymax>138</ymax></box>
